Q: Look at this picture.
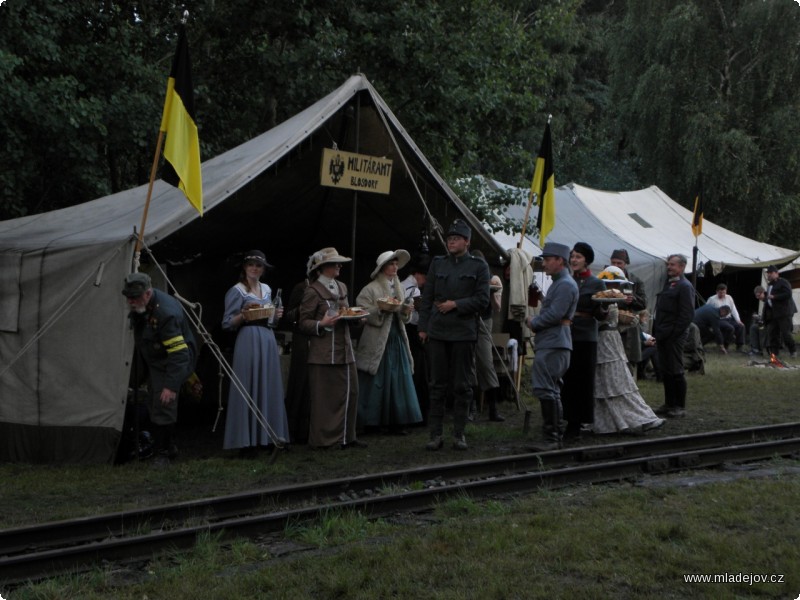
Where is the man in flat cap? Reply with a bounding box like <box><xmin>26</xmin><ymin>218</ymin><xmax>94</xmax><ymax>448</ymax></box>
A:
<box><xmin>123</xmin><ymin>272</ymin><xmax>196</xmax><ymax>463</ymax></box>
<box><xmin>526</xmin><ymin>242</ymin><xmax>578</xmax><ymax>450</ymax></box>
<box><xmin>419</xmin><ymin>219</ymin><xmax>490</xmax><ymax>451</ymax></box>
<box><xmin>763</xmin><ymin>265</ymin><xmax>797</xmax><ymax>358</ymax></box>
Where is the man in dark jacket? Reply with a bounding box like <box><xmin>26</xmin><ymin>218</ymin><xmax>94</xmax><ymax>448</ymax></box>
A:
<box><xmin>653</xmin><ymin>254</ymin><xmax>695</xmax><ymax>418</ymax></box>
<box><xmin>123</xmin><ymin>272</ymin><xmax>196</xmax><ymax>463</ymax></box>
<box><xmin>764</xmin><ymin>265</ymin><xmax>797</xmax><ymax>358</ymax></box>
<box><xmin>693</xmin><ymin>302</ymin><xmax>727</xmax><ymax>353</ymax></box>
<box><xmin>418</xmin><ymin>219</ymin><xmax>490</xmax><ymax>450</ymax></box>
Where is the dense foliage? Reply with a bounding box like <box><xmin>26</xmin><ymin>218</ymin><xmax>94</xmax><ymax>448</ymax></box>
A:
<box><xmin>1</xmin><ymin>0</ymin><xmax>799</xmax><ymax>247</ymax></box>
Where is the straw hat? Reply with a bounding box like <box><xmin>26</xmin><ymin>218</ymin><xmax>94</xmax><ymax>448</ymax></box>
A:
<box><xmin>370</xmin><ymin>249</ymin><xmax>410</xmax><ymax>279</ymax></box>
<box><xmin>306</xmin><ymin>247</ymin><xmax>351</xmax><ymax>275</ymax></box>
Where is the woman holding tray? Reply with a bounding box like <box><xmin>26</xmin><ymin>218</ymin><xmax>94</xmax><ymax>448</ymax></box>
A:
<box><xmin>355</xmin><ymin>249</ymin><xmax>422</xmax><ymax>434</ymax></box>
<box><xmin>221</xmin><ymin>250</ymin><xmax>289</xmax><ymax>454</ymax></box>
<box><xmin>298</xmin><ymin>247</ymin><xmax>367</xmax><ymax>449</ymax></box>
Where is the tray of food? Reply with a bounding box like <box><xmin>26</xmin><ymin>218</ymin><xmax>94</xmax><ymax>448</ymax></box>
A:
<box><xmin>376</xmin><ymin>297</ymin><xmax>403</xmax><ymax>312</ymax></box>
<box><xmin>242</xmin><ymin>305</ymin><xmax>275</xmax><ymax>321</ymax></box>
<box><xmin>591</xmin><ymin>290</ymin><xmax>628</xmax><ymax>304</ymax></box>
<box><xmin>338</xmin><ymin>306</ymin><xmax>369</xmax><ymax>319</ymax></box>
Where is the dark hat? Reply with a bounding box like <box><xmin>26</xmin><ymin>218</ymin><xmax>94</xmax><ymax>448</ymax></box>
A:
<box><xmin>572</xmin><ymin>242</ymin><xmax>595</xmax><ymax>265</ymax></box>
<box><xmin>539</xmin><ymin>242</ymin><xmax>570</xmax><ymax>262</ymax></box>
<box><xmin>766</xmin><ymin>264</ymin><xmax>779</xmax><ymax>273</ymax></box>
<box><xmin>121</xmin><ymin>272</ymin><xmax>152</xmax><ymax>297</ymax></box>
<box><xmin>446</xmin><ymin>219</ymin><xmax>472</xmax><ymax>240</ymax></box>
<box><xmin>610</xmin><ymin>249</ymin><xmax>630</xmax><ymax>264</ymax></box>
<box><xmin>243</xmin><ymin>250</ymin><xmax>273</xmax><ymax>268</ymax></box>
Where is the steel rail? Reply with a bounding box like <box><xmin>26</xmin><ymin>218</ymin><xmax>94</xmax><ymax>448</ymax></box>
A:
<box><xmin>2</xmin><ymin>433</ymin><xmax>800</xmax><ymax>585</ymax></box>
<box><xmin>2</xmin><ymin>423</ymin><xmax>799</xmax><ymax>556</ymax></box>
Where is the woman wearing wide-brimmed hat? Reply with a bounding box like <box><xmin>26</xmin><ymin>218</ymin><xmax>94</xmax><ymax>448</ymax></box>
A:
<box><xmin>355</xmin><ymin>249</ymin><xmax>422</xmax><ymax>434</ymax></box>
<box><xmin>221</xmin><ymin>250</ymin><xmax>290</xmax><ymax>454</ymax></box>
<box><xmin>297</xmin><ymin>247</ymin><xmax>367</xmax><ymax>449</ymax></box>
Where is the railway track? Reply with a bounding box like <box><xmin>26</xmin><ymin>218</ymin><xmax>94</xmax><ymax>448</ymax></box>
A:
<box><xmin>2</xmin><ymin>422</ymin><xmax>800</xmax><ymax>585</ymax></box>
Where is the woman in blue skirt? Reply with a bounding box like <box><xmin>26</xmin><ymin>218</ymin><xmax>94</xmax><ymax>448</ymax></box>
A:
<box><xmin>221</xmin><ymin>250</ymin><xmax>290</xmax><ymax>453</ymax></box>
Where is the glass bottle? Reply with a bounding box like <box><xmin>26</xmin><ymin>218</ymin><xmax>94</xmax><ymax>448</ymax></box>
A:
<box><xmin>270</xmin><ymin>288</ymin><xmax>282</xmax><ymax>328</ymax></box>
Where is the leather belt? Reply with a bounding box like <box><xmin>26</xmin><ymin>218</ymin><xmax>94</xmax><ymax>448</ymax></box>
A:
<box><xmin>573</xmin><ymin>311</ymin><xmax>594</xmax><ymax>318</ymax></box>
<box><xmin>560</xmin><ymin>319</ymin><xmax>572</xmax><ymax>326</ymax></box>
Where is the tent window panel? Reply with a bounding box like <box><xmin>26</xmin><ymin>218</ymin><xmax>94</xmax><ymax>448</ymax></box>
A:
<box><xmin>0</xmin><ymin>252</ymin><xmax>22</xmax><ymax>332</ymax></box>
<box><xmin>627</xmin><ymin>213</ymin><xmax>653</xmax><ymax>228</ymax></box>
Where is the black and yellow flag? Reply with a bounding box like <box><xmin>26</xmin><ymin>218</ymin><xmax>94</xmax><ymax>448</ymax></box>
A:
<box><xmin>532</xmin><ymin>122</ymin><xmax>555</xmax><ymax>245</ymax></box>
<box><xmin>691</xmin><ymin>194</ymin><xmax>703</xmax><ymax>237</ymax></box>
<box><xmin>160</xmin><ymin>25</ymin><xmax>203</xmax><ymax>215</ymax></box>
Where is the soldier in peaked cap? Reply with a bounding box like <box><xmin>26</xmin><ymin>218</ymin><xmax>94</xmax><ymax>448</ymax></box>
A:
<box><xmin>526</xmin><ymin>242</ymin><xmax>578</xmax><ymax>450</ymax></box>
<box><xmin>418</xmin><ymin>219</ymin><xmax>490</xmax><ymax>451</ymax></box>
<box><xmin>123</xmin><ymin>272</ymin><xmax>196</xmax><ymax>464</ymax></box>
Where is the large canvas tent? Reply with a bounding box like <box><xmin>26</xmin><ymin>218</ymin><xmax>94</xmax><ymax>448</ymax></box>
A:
<box><xmin>0</xmin><ymin>74</ymin><xmax>507</xmax><ymax>464</ymax></box>
<box><xmin>492</xmin><ymin>181</ymin><xmax>800</xmax><ymax>312</ymax></box>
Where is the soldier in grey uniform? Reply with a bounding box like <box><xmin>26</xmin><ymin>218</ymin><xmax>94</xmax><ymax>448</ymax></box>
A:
<box><xmin>123</xmin><ymin>272</ymin><xmax>196</xmax><ymax>463</ymax></box>
<box><xmin>526</xmin><ymin>242</ymin><xmax>578</xmax><ymax>450</ymax></box>
<box><xmin>418</xmin><ymin>219</ymin><xmax>490</xmax><ymax>450</ymax></box>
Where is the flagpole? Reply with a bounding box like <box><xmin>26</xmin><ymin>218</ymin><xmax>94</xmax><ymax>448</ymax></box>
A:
<box><xmin>134</xmin><ymin>130</ymin><xmax>166</xmax><ymax>269</ymax></box>
<box><xmin>518</xmin><ymin>190</ymin><xmax>537</xmax><ymax>249</ymax></box>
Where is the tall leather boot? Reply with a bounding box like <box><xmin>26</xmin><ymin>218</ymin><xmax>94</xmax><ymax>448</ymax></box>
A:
<box><xmin>487</xmin><ymin>388</ymin><xmax>505</xmax><ymax>422</ymax></box>
<box><xmin>535</xmin><ymin>398</ymin><xmax>562</xmax><ymax>451</ymax></box>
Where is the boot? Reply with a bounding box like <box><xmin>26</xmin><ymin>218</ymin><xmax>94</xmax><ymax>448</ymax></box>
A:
<box><xmin>487</xmin><ymin>388</ymin><xmax>505</xmax><ymax>422</ymax></box>
<box><xmin>533</xmin><ymin>398</ymin><xmax>562</xmax><ymax>451</ymax></box>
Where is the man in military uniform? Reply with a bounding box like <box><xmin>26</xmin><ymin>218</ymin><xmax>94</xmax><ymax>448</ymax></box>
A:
<box><xmin>526</xmin><ymin>242</ymin><xmax>579</xmax><ymax>450</ymax></box>
<box><xmin>653</xmin><ymin>254</ymin><xmax>695</xmax><ymax>418</ymax></box>
<box><xmin>123</xmin><ymin>272</ymin><xmax>196</xmax><ymax>463</ymax></box>
<box><xmin>418</xmin><ymin>219</ymin><xmax>489</xmax><ymax>450</ymax></box>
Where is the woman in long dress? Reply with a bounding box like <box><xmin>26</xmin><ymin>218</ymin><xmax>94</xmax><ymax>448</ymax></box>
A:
<box><xmin>355</xmin><ymin>249</ymin><xmax>422</xmax><ymax>433</ymax></box>
<box><xmin>221</xmin><ymin>250</ymin><xmax>290</xmax><ymax>452</ymax></box>
<box><xmin>298</xmin><ymin>247</ymin><xmax>367</xmax><ymax>449</ymax></box>
<box><xmin>593</xmin><ymin>267</ymin><xmax>665</xmax><ymax>434</ymax></box>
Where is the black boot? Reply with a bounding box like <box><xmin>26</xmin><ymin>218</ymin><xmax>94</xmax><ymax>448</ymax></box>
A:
<box><xmin>532</xmin><ymin>398</ymin><xmax>562</xmax><ymax>451</ymax></box>
<box><xmin>487</xmin><ymin>388</ymin><xmax>505</xmax><ymax>422</ymax></box>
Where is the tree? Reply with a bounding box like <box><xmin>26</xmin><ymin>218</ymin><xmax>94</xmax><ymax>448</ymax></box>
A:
<box><xmin>608</xmin><ymin>0</ymin><xmax>800</xmax><ymax>248</ymax></box>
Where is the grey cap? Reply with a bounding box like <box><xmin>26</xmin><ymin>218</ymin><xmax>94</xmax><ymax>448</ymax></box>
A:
<box><xmin>122</xmin><ymin>272</ymin><xmax>152</xmax><ymax>297</ymax></box>
<box><xmin>539</xmin><ymin>242</ymin><xmax>570</xmax><ymax>262</ymax></box>
<box><xmin>446</xmin><ymin>219</ymin><xmax>472</xmax><ymax>240</ymax></box>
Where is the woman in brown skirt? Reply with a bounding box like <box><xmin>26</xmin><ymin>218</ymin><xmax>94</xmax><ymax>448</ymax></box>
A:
<box><xmin>297</xmin><ymin>247</ymin><xmax>367</xmax><ymax>449</ymax></box>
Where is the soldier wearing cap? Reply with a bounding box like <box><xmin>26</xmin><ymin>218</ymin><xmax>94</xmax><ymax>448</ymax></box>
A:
<box><xmin>526</xmin><ymin>242</ymin><xmax>578</xmax><ymax>450</ymax></box>
<box><xmin>764</xmin><ymin>264</ymin><xmax>797</xmax><ymax>358</ymax></box>
<box><xmin>122</xmin><ymin>272</ymin><xmax>196</xmax><ymax>463</ymax></box>
<box><xmin>418</xmin><ymin>219</ymin><xmax>490</xmax><ymax>450</ymax></box>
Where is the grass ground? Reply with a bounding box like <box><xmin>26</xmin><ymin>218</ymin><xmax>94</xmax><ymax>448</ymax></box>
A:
<box><xmin>3</xmin><ymin>348</ymin><xmax>800</xmax><ymax>598</ymax></box>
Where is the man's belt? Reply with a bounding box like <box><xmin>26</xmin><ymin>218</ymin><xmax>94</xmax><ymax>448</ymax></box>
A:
<box><xmin>560</xmin><ymin>319</ymin><xmax>572</xmax><ymax>326</ymax></box>
<box><xmin>573</xmin><ymin>311</ymin><xmax>594</xmax><ymax>318</ymax></box>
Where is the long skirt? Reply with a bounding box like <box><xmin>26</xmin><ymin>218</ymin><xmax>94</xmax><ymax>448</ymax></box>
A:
<box><xmin>224</xmin><ymin>325</ymin><xmax>290</xmax><ymax>449</ymax></box>
<box><xmin>593</xmin><ymin>329</ymin><xmax>663</xmax><ymax>434</ymax></box>
<box><xmin>358</xmin><ymin>323</ymin><xmax>422</xmax><ymax>428</ymax></box>
<box><xmin>308</xmin><ymin>362</ymin><xmax>359</xmax><ymax>448</ymax></box>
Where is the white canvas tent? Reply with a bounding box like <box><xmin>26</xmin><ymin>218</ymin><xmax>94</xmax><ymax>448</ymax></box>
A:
<box><xmin>0</xmin><ymin>74</ymin><xmax>507</xmax><ymax>464</ymax></box>
<box><xmin>492</xmin><ymin>181</ymin><xmax>800</xmax><ymax>312</ymax></box>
